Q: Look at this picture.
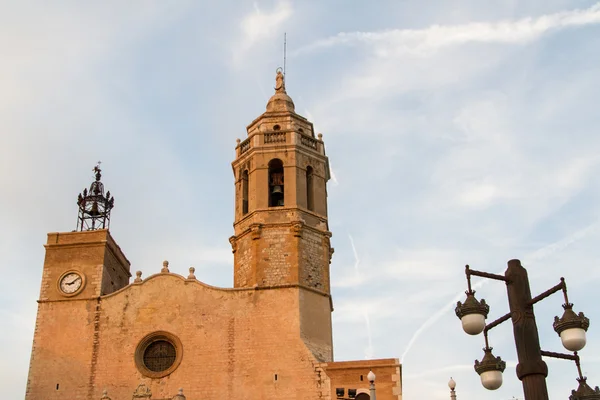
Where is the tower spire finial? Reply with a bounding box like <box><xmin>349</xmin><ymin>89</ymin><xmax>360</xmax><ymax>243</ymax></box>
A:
<box><xmin>94</xmin><ymin>160</ymin><xmax>102</xmax><ymax>181</ymax></box>
<box><xmin>275</xmin><ymin>68</ymin><xmax>286</xmax><ymax>93</ymax></box>
<box><xmin>76</xmin><ymin>163</ymin><xmax>114</xmax><ymax>231</ymax></box>
<box><xmin>283</xmin><ymin>32</ymin><xmax>287</xmax><ymax>77</ymax></box>
<box><xmin>274</xmin><ymin>33</ymin><xmax>287</xmax><ymax>94</ymax></box>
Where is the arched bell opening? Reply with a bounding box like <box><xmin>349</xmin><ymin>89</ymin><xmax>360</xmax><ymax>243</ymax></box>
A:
<box><xmin>268</xmin><ymin>159</ymin><xmax>284</xmax><ymax>207</ymax></box>
<box><xmin>306</xmin><ymin>165</ymin><xmax>314</xmax><ymax>211</ymax></box>
<box><xmin>242</xmin><ymin>170</ymin><xmax>249</xmax><ymax>215</ymax></box>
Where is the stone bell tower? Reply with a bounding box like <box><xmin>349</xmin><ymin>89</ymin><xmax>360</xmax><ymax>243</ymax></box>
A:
<box><xmin>230</xmin><ymin>70</ymin><xmax>333</xmax><ymax>293</ymax></box>
<box><xmin>229</xmin><ymin>70</ymin><xmax>334</xmax><ymax>360</ymax></box>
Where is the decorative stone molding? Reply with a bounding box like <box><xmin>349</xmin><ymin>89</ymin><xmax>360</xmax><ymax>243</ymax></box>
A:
<box><xmin>172</xmin><ymin>388</ymin><xmax>186</xmax><ymax>400</ymax></box>
<box><xmin>322</xmin><ymin>232</ymin><xmax>334</xmax><ymax>263</ymax></box>
<box><xmin>161</xmin><ymin>260</ymin><xmax>170</xmax><ymax>273</ymax></box>
<box><xmin>132</xmin><ymin>383</ymin><xmax>152</xmax><ymax>398</ymax></box>
<box><xmin>250</xmin><ymin>223</ymin><xmax>262</xmax><ymax>240</ymax></box>
<box><xmin>291</xmin><ymin>221</ymin><xmax>304</xmax><ymax>237</ymax></box>
<box><xmin>229</xmin><ymin>235</ymin><xmax>237</xmax><ymax>253</ymax></box>
<box><xmin>322</xmin><ymin>232</ymin><xmax>333</xmax><ymax>247</ymax></box>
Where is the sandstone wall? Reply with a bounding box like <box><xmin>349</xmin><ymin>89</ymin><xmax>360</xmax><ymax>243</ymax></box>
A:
<box><xmin>321</xmin><ymin>359</ymin><xmax>402</xmax><ymax>400</ymax></box>
<box><xmin>27</xmin><ymin>273</ymin><xmax>331</xmax><ymax>400</ymax></box>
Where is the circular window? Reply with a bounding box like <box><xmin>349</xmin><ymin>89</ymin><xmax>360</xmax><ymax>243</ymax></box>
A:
<box><xmin>135</xmin><ymin>331</ymin><xmax>183</xmax><ymax>378</ymax></box>
<box><xmin>143</xmin><ymin>340</ymin><xmax>176</xmax><ymax>372</ymax></box>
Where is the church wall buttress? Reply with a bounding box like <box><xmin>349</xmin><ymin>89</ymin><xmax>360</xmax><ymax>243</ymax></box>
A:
<box><xmin>299</xmin><ymin>289</ymin><xmax>333</xmax><ymax>362</ymax></box>
<box><xmin>232</xmin><ymin>234</ymin><xmax>252</xmax><ymax>288</ymax></box>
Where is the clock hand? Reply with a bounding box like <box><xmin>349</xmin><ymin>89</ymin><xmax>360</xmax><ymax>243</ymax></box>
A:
<box><xmin>66</xmin><ymin>278</ymin><xmax>80</xmax><ymax>285</ymax></box>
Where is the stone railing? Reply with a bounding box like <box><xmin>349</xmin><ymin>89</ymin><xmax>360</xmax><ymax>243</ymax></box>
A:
<box><xmin>239</xmin><ymin>138</ymin><xmax>251</xmax><ymax>154</ymax></box>
<box><xmin>300</xmin><ymin>134</ymin><xmax>318</xmax><ymax>150</ymax></box>
<box><xmin>264</xmin><ymin>131</ymin><xmax>286</xmax><ymax>144</ymax></box>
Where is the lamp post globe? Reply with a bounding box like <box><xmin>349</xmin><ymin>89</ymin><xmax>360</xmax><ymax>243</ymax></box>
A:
<box><xmin>480</xmin><ymin>370</ymin><xmax>503</xmax><ymax>391</ymax></box>
<box><xmin>554</xmin><ymin>303</ymin><xmax>590</xmax><ymax>352</ymax></box>
<box><xmin>448</xmin><ymin>377</ymin><xmax>456</xmax><ymax>390</ymax></box>
<box><xmin>367</xmin><ymin>370</ymin><xmax>376</xmax><ymax>383</ymax></box>
<box><xmin>455</xmin><ymin>291</ymin><xmax>489</xmax><ymax>336</ymax></box>
<box><xmin>461</xmin><ymin>313</ymin><xmax>486</xmax><ymax>335</ymax></box>
<box><xmin>474</xmin><ymin>347</ymin><xmax>506</xmax><ymax>391</ymax></box>
<box><xmin>561</xmin><ymin>328</ymin><xmax>587</xmax><ymax>352</ymax></box>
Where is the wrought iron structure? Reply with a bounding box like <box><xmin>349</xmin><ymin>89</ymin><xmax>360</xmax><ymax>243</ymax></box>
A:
<box><xmin>76</xmin><ymin>163</ymin><xmax>114</xmax><ymax>231</ymax></box>
<box><xmin>455</xmin><ymin>259</ymin><xmax>597</xmax><ymax>399</ymax></box>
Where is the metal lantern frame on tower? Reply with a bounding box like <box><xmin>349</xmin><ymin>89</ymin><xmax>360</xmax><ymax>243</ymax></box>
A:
<box><xmin>76</xmin><ymin>163</ymin><xmax>114</xmax><ymax>231</ymax></box>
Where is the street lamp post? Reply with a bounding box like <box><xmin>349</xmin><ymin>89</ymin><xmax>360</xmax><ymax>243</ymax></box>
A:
<box><xmin>455</xmin><ymin>259</ymin><xmax>595</xmax><ymax>399</ymax></box>
<box><xmin>368</xmin><ymin>370</ymin><xmax>376</xmax><ymax>400</ymax></box>
<box><xmin>448</xmin><ymin>377</ymin><xmax>457</xmax><ymax>400</ymax></box>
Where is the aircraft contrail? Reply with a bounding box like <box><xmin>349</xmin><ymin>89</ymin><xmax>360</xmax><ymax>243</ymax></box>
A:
<box><xmin>348</xmin><ymin>233</ymin><xmax>373</xmax><ymax>359</ymax></box>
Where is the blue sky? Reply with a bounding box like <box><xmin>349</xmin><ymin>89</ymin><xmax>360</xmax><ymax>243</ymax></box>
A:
<box><xmin>2</xmin><ymin>1</ymin><xmax>600</xmax><ymax>398</ymax></box>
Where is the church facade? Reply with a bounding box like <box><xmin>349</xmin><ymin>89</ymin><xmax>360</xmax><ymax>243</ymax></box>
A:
<box><xmin>25</xmin><ymin>72</ymin><xmax>402</xmax><ymax>400</ymax></box>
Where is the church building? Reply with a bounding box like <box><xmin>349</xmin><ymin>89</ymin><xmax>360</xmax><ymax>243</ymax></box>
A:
<box><xmin>25</xmin><ymin>71</ymin><xmax>402</xmax><ymax>400</ymax></box>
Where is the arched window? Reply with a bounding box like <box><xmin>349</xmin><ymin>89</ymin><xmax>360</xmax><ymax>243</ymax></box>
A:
<box><xmin>355</xmin><ymin>393</ymin><xmax>370</xmax><ymax>400</ymax></box>
<box><xmin>306</xmin><ymin>166</ymin><xmax>314</xmax><ymax>211</ymax></box>
<box><xmin>268</xmin><ymin>159</ymin><xmax>284</xmax><ymax>207</ymax></box>
<box><xmin>242</xmin><ymin>170</ymin><xmax>249</xmax><ymax>215</ymax></box>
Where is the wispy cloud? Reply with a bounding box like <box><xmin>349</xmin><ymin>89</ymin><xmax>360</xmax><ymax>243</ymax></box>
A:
<box><xmin>233</xmin><ymin>1</ymin><xmax>292</xmax><ymax>65</ymax></box>
<box><xmin>527</xmin><ymin>221</ymin><xmax>599</xmax><ymax>261</ymax></box>
<box><xmin>295</xmin><ymin>3</ymin><xmax>600</xmax><ymax>56</ymax></box>
<box><xmin>347</xmin><ymin>234</ymin><xmax>375</xmax><ymax>358</ymax></box>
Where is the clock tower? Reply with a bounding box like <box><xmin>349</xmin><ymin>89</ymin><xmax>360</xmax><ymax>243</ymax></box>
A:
<box><xmin>26</xmin><ymin>166</ymin><xmax>130</xmax><ymax>399</ymax></box>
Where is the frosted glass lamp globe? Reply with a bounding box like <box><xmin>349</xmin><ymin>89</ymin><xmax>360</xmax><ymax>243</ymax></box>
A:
<box><xmin>367</xmin><ymin>370</ymin><xmax>376</xmax><ymax>383</ymax></box>
<box><xmin>461</xmin><ymin>313</ymin><xmax>486</xmax><ymax>335</ymax></box>
<box><xmin>480</xmin><ymin>370</ymin><xmax>503</xmax><ymax>390</ymax></box>
<box><xmin>560</xmin><ymin>327</ymin><xmax>587</xmax><ymax>351</ymax></box>
<box><xmin>448</xmin><ymin>377</ymin><xmax>456</xmax><ymax>390</ymax></box>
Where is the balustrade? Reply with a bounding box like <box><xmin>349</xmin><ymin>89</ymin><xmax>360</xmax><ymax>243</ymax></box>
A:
<box><xmin>264</xmin><ymin>132</ymin><xmax>286</xmax><ymax>144</ymax></box>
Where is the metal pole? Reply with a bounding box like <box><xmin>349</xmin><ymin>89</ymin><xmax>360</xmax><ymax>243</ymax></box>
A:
<box><xmin>369</xmin><ymin>381</ymin><xmax>376</xmax><ymax>400</ymax></box>
<box><xmin>505</xmin><ymin>259</ymin><xmax>549</xmax><ymax>399</ymax></box>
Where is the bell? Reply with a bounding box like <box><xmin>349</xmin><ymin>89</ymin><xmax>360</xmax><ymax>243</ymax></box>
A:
<box><xmin>271</xmin><ymin>185</ymin><xmax>283</xmax><ymax>194</ymax></box>
<box><xmin>89</xmin><ymin>201</ymin><xmax>101</xmax><ymax>216</ymax></box>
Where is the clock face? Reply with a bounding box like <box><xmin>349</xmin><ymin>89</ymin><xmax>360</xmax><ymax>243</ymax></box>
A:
<box><xmin>59</xmin><ymin>272</ymin><xmax>83</xmax><ymax>294</ymax></box>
